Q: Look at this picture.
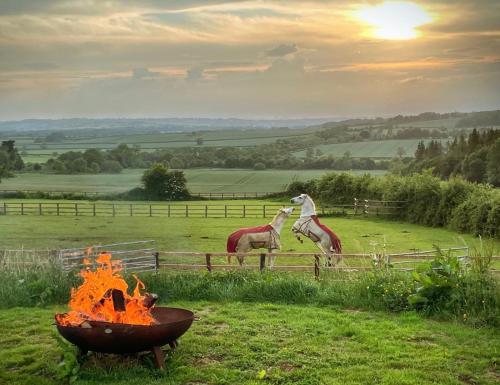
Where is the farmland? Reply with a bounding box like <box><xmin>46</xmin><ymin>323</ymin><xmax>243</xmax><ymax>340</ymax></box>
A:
<box><xmin>0</xmin><ymin>169</ymin><xmax>386</xmax><ymax>193</ymax></box>
<box><xmin>2</xmin><ymin>301</ymin><xmax>499</xmax><ymax>385</ymax></box>
<box><xmin>293</xmin><ymin>139</ymin><xmax>445</xmax><ymax>158</ymax></box>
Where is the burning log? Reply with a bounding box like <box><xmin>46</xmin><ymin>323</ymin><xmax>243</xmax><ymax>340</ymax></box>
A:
<box><xmin>57</xmin><ymin>253</ymin><xmax>156</xmax><ymax>326</ymax></box>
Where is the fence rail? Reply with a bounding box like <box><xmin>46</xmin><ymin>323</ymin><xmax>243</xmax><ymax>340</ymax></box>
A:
<box><xmin>3</xmin><ymin>245</ymin><xmax>499</xmax><ymax>277</ymax></box>
<box><xmin>0</xmin><ymin>199</ymin><xmax>404</xmax><ymax>218</ymax></box>
<box><xmin>0</xmin><ymin>189</ymin><xmax>274</xmax><ymax>200</ymax></box>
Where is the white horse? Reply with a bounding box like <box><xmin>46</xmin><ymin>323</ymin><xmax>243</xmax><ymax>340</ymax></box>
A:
<box><xmin>290</xmin><ymin>194</ymin><xmax>342</xmax><ymax>266</ymax></box>
<box><xmin>227</xmin><ymin>207</ymin><xmax>294</xmax><ymax>268</ymax></box>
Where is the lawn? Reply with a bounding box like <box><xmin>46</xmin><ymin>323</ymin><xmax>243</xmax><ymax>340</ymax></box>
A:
<box><xmin>0</xmin><ymin>169</ymin><xmax>385</xmax><ymax>193</ymax></box>
<box><xmin>1</xmin><ymin>301</ymin><xmax>498</xmax><ymax>385</ymax></box>
<box><xmin>293</xmin><ymin>139</ymin><xmax>444</xmax><ymax>158</ymax></box>
<box><xmin>0</xmin><ymin>211</ymin><xmax>486</xmax><ymax>254</ymax></box>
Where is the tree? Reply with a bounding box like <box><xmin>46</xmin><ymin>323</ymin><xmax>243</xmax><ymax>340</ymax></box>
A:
<box><xmin>486</xmin><ymin>138</ymin><xmax>500</xmax><ymax>186</ymax></box>
<box><xmin>142</xmin><ymin>164</ymin><xmax>189</xmax><ymax>200</ymax></box>
<box><xmin>101</xmin><ymin>160</ymin><xmax>123</xmax><ymax>174</ymax></box>
<box><xmin>461</xmin><ymin>148</ymin><xmax>488</xmax><ymax>183</ymax></box>
<box><xmin>415</xmin><ymin>141</ymin><xmax>426</xmax><ymax>161</ymax></box>
<box><xmin>253</xmin><ymin>162</ymin><xmax>266</xmax><ymax>170</ymax></box>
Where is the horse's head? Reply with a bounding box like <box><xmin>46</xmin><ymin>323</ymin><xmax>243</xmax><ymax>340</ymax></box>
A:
<box><xmin>290</xmin><ymin>194</ymin><xmax>309</xmax><ymax>205</ymax></box>
<box><xmin>279</xmin><ymin>207</ymin><xmax>295</xmax><ymax>216</ymax></box>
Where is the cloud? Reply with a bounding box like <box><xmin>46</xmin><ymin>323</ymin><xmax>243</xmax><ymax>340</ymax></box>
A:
<box><xmin>185</xmin><ymin>66</ymin><xmax>205</xmax><ymax>81</ymax></box>
<box><xmin>266</xmin><ymin>43</ymin><xmax>298</xmax><ymax>57</ymax></box>
<box><xmin>132</xmin><ymin>68</ymin><xmax>160</xmax><ymax>79</ymax></box>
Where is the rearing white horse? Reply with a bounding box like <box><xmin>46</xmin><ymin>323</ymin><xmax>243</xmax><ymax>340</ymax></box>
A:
<box><xmin>290</xmin><ymin>194</ymin><xmax>342</xmax><ymax>266</ymax></box>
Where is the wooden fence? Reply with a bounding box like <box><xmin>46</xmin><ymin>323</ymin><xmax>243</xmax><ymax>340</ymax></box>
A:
<box><xmin>0</xmin><ymin>200</ymin><xmax>404</xmax><ymax>218</ymax></box>
<box><xmin>3</xmin><ymin>245</ymin><xmax>499</xmax><ymax>277</ymax></box>
<box><xmin>0</xmin><ymin>189</ymin><xmax>273</xmax><ymax>200</ymax></box>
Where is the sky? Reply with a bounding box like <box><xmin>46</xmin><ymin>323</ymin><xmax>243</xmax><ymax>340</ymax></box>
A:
<box><xmin>0</xmin><ymin>0</ymin><xmax>499</xmax><ymax>120</ymax></box>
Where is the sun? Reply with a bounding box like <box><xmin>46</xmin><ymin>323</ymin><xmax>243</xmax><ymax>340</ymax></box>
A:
<box><xmin>355</xmin><ymin>1</ymin><xmax>432</xmax><ymax>40</ymax></box>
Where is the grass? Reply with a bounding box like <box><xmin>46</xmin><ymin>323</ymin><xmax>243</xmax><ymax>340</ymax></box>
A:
<box><xmin>1</xmin><ymin>301</ymin><xmax>499</xmax><ymax>385</ymax></box>
<box><xmin>0</xmin><ymin>211</ymin><xmax>487</xmax><ymax>253</ymax></box>
<box><xmin>293</xmin><ymin>139</ymin><xmax>444</xmax><ymax>158</ymax></box>
<box><xmin>0</xmin><ymin>169</ymin><xmax>385</xmax><ymax>193</ymax></box>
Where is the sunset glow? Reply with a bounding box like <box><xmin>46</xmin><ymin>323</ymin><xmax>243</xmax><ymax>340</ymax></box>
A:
<box><xmin>355</xmin><ymin>2</ymin><xmax>432</xmax><ymax>40</ymax></box>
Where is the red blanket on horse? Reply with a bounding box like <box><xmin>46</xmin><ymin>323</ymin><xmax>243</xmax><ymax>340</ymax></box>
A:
<box><xmin>311</xmin><ymin>215</ymin><xmax>342</xmax><ymax>254</ymax></box>
<box><xmin>226</xmin><ymin>224</ymin><xmax>274</xmax><ymax>253</ymax></box>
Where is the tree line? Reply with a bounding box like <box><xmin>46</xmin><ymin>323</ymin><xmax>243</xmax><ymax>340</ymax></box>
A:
<box><xmin>400</xmin><ymin>128</ymin><xmax>500</xmax><ymax>186</ymax></box>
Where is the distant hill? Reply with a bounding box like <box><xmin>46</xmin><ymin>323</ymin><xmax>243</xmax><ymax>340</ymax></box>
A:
<box><xmin>0</xmin><ymin>117</ymin><xmax>336</xmax><ymax>132</ymax></box>
<box><xmin>309</xmin><ymin>110</ymin><xmax>500</xmax><ymax>130</ymax></box>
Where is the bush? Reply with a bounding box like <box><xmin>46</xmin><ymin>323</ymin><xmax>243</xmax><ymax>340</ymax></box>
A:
<box><xmin>286</xmin><ymin>171</ymin><xmax>500</xmax><ymax>238</ymax></box>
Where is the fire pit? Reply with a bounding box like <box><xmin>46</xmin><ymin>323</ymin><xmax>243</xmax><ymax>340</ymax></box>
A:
<box><xmin>55</xmin><ymin>253</ymin><xmax>194</xmax><ymax>370</ymax></box>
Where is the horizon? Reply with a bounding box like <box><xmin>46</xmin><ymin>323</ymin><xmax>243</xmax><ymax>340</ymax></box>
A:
<box><xmin>1</xmin><ymin>1</ymin><xmax>499</xmax><ymax>120</ymax></box>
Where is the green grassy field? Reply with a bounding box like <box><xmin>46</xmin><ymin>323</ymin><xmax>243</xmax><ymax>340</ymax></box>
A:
<box><xmin>0</xmin><ymin>169</ymin><xmax>386</xmax><ymax>193</ymax></box>
<box><xmin>0</xmin><ymin>209</ymin><xmax>486</xmax><ymax>254</ymax></box>
<box><xmin>293</xmin><ymin>139</ymin><xmax>444</xmax><ymax>158</ymax></box>
<box><xmin>1</xmin><ymin>301</ymin><xmax>499</xmax><ymax>385</ymax></box>
<box><xmin>14</xmin><ymin>127</ymin><xmax>316</xmax><ymax>162</ymax></box>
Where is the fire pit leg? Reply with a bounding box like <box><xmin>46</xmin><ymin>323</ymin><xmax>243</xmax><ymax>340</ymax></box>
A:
<box><xmin>169</xmin><ymin>340</ymin><xmax>178</xmax><ymax>350</ymax></box>
<box><xmin>151</xmin><ymin>346</ymin><xmax>166</xmax><ymax>371</ymax></box>
<box><xmin>77</xmin><ymin>348</ymin><xmax>88</xmax><ymax>362</ymax></box>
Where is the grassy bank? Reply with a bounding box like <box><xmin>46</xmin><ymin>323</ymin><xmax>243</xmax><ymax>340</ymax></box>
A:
<box><xmin>1</xmin><ymin>301</ymin><xmax>499</xmax><ymax>385</ymax></box>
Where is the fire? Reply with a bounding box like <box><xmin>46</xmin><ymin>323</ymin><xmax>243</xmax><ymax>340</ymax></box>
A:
<box><xmin>56</xmin><ymin>253</ymin><xmax>155</xmax><ymax>326</ymax></box>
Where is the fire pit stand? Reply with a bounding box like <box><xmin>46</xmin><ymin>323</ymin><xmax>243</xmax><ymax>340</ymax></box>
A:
<box><xmin>56</xmin><ymin>307</ymin><xmax>194</xmax><ymax>370</ymax></box>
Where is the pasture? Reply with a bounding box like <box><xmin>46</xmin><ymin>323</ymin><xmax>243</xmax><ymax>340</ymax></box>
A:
<box><xmin>293</xmin><ymin>139</ymin><xmax>444</xmax><ymax>158</ymax></box>
<box><xmin>0</xmin><ymin>169</ymin><xmax>386</xmax><ymax>193</ymax></box>
<box><xmin>0</xmin><ymin>206</ymin><xmax>486</xmax><ymax>253</ymax></box>
<box><xmin>1</xmin><ymin>301</ymin><xmax>499</xmax><ymax>385</ymax></box>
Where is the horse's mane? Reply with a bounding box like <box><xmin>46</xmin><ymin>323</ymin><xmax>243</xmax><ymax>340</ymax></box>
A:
<box><xmin>305</xmin><ymin>194</ymin><xmax>316</xmax><ymax>212</ymax></box>
<box><xmin>269</xmin><ymin>210</ymin><xmax>284</xmax><ymax>225</ymax></box>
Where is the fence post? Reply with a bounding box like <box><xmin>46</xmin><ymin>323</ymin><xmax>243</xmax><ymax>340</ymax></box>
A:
<box><xmin>263</xmin><ymin>205</ymin><xmax>266</xmax><ymax>218</ymax></box>
<box><xmin>221</xmin><ymin>193</ymin><xmax>224</xmax><ymax>200</ymax></box>
<box><xmin>314</xmin><ymin>254</ymin><xmax>320</xmax><ymax>280</ymax></box>
<box><xmin>75</xmin><ymin>203</ymin><xmax>78</xmax><ymax>216</ymax></box>
<box><xmin>185</xmin><ymin>205</ymin><xmax>188</xmax><ymax>217</ymax></box>
<box><xmin>129</xmin><ymin>204</ymin><xmax>133</xmax><ymax>216</ymax></box>
<box><xmin>149</xmin><ymin>204</ymin><xmax>152</xmax><ymax>217</ymax></box>
<box><xmin>112</xmin><ymin>204</ymin><xmax>116</xmax><ymax>217</ymax></box>
<box><xmin>3</xmin><ymin>202</ymin><xmax>6</xmax><ymax>215</ymax></box>
<box><xmin>260</xmin><ymin>253</ymin><xmax>266</xmax><ymax>272</ymax></box>
<box><xmin>205</xmin><ymin>253</ymin><xmax>212</xmax><ymax>272</ymax></box>
<box><xmin>154</xmin><ymin>252</ymin><xmax>160</xmax><ymax>272</ymax></box>
<box><xmin>243</xmin><ymin>205</ymin><xmax>246</xmax><ymax>218</ymax></box>
<box><xmin>21</xmin><ymin>202</ymin><xmax>24</xmax><ymax>215</ymax></box>
<box><xmin>57</xmin><ymin>203</ymin><xmax>60</xmax><ymax>216</ymax></box>
<box><xmin>93</xmin><ymin>203</ymin><xmax>96</xmax><ymax>217</ymax></box>
<box><xmin>168</xmin><ymin>205</ymin><xmax>170</xmax><ymax>217</ymax></box>
<box><xmin>354</xmin><ymin>198</ymin><xmax>358</xmax><ymax>215</ymax></box>
<box><xmin>39</xmin><ymin>203</ymin><xmax>42</xmax><ymax>216</ymax></box>
<box><xmin>205</xmin><ymin>205</ymin><xmax>208</xmax><ymax>218</ymax></box>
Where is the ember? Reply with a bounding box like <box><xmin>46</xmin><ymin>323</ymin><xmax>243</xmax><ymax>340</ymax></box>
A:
<box><xmin>56</xmin><ymin>253</ymin><xmax>155</xmax><ymax>326</ymax></box>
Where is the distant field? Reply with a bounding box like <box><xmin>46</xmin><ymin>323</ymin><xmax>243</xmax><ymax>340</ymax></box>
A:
<box><xmin>0</xmin><ymin>169</ymin><xmax>386</xmax><ymax>193</ymax></box>
<box><xmin>12</xmin><ymin>127</ymin><xmax>317</xmax><ymax>162</ymax></box>
<box><xmin>294</xmin><ymin>139</ymin><xmax>445</xmax><ymax>158</ymax></box>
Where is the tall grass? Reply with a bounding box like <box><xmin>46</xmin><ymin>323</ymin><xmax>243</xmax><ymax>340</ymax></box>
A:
<box><xmin>1</xmin><ymin>250</ymin><xmax>498</xmax><ymax>327</ymax></box>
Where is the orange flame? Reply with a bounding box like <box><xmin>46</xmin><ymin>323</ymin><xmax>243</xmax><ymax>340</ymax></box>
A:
<box><xmin>56</xmin><ymin>253</ymin><xmax>155</xmax><ymax>326</ymax></box>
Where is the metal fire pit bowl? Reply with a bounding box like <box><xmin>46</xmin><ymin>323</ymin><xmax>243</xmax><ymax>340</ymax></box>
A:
<box><xmin>55</xmin><ymin>307</ymin><xmax>194</xmax><ymax>370</ymax></box>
